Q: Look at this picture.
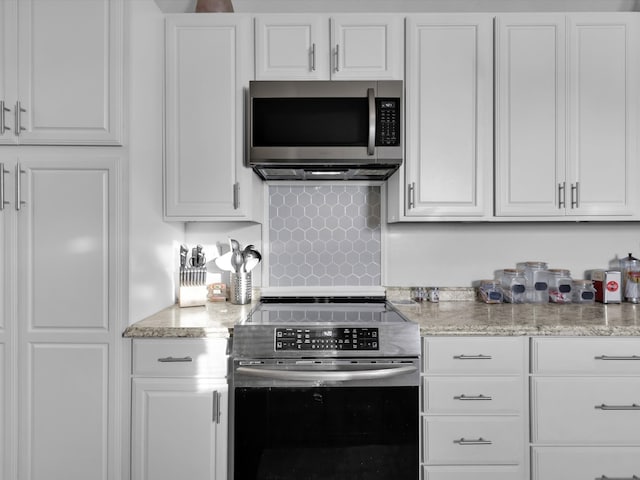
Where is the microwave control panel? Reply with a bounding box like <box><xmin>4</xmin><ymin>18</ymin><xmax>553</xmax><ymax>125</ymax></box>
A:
<box><xmin>275</xmin><ymin>327</ymin><xmax>379</xmax><ymax>351</ymax></box>
<box><xmin>375</xmin><ymin>98</ymin><xmax>400</xmax><ymax>146</ymax></box>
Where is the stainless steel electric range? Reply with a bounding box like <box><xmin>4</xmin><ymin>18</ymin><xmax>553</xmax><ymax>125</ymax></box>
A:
<box><xmin>230</xmin><ymin>296</ymin><xmax>421</xmax><ymax>480</ymax></box>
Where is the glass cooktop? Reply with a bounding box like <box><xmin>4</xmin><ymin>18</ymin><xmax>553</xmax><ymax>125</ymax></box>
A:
<box><xmin>242</xmin><ymin>296</ymin><xmax>410</xmax><ymax>325</ymax></box>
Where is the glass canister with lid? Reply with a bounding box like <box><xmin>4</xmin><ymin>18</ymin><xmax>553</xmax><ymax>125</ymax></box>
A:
<box><xmin>517</xmin><ymin>261</ymin><xmax>550</xmax><ymax>303</ymax></box>
<box><xmin>573</xmin><ymin>279</ymin><xmax>596</xmax><ymax>303</ymax></box>
<box><xmin>548</xmin><ymin>269</ymin><xmax>573</xmax><ymax>303</ymax></box>
<box><xmin>499</xmin><ymin>269</ymin><xmax>526</xmax><ymax>303</ymax></box>
<box><xmin>621</xmin><ymin>253</ymin><xmax>640</xmax><ymax>303</ymax></box>
<box><xmin>479</xmin><ymin>280</ymin><xmax>504</xmax><ymax>304</ymax></box>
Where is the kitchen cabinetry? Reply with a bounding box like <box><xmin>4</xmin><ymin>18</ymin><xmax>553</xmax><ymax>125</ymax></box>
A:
<box><xmin>495</xmin><ymin>14</ymin><xmax>639</xmax><ymax>218</ymax></box>
<box><xmin>164</xmin><ymin>14</ymin><xmax>261</xmax><ymax>221</ymax></box>
<box><xmin>387</xmin><ymin>15</ymin><xmax>493</xmax><ymax>222</ymax></box>
<box><xmin>0</xmin><ymin>150</ymin><xmax>126</xmax><ymax>480</ymax></box>
<box><xmin>131</xmin><ymin>338</ymin><xmax>229</xmax><ymax>480</ymax></box>
<box><xmin>422</xmin><ymin>337</ymin><xmax>528</xmax><ymax>479</ymax></box>
<box><xmin>0</xmin><ymin>0</ymin><xmax>123</xmax><ymax>145</ymax></box>
<box><xmin>530</xmin><ymin>337</ymin><xmax>640</xmax><ymax>479</ymax></box>
<box><xmin>254</xmin><ymin>14</ymin><xmax>404</xmax><ymax>80</ymax></box>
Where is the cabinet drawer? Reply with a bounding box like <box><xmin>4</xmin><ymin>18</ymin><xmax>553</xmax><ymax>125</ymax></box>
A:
<box><xmin>424</xmin><ymin>377</ymin><xmax>524</xmax><ymax>414</ymax></box>
<box><xmin>423</xmin><ymin>337</ymin><xmax>525</xmax><ymax>374</ymax></box>
<box><xmin>532</xmin><ymin>446</ymin><xmax>640</xmax><ymax>480</ymax></box>
<box><xmin>132</xmin><ymin>338</ymin><xmax>228</xmax><ymax>377</ymax></box>
<box><xmin>532</xmin><ymin>377</ymin><xmax>640</xmax><ymax>443</ymax></box>
<box><xmin>424</xmin><ymin>465</ymin><xmax>524</xmax><ymax>480</ymax></box>
<box><xmin>532</xmin><ymin>337</ymin><xmax>640</xmax><ymax>374</ymax></box>
<box><xmin>423</xmin><ymin>417</ymin><xmax>523</xmax><ymax>465</ymax></box>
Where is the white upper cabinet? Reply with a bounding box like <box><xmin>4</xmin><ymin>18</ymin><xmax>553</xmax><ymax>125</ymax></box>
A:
<box><xmin>0</xmin><ymin>0</ymin><xmax>123</xmax><ymax>145</ymax></box>
<box><xmin>388</xmin><ymin>15</ymin><xmax>493</xmax><ymax>221</ymax></box>
<box><xmin>255</xmin><ymin>14</ymin><xmax>404</xmax><ymax>80</ymax></box>
<box><xmin>164</xmin><ymin>14</ymin><xmax>260</xmax><ymax>221</ymax></box>
<box><xmin>495</xmin><ymin>13</ymin><xmax>638</xmax><ymax>218</ymax></box>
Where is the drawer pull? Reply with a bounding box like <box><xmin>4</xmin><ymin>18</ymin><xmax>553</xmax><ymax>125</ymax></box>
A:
<box><xmin>453</xmin><ymin>354</ymin><xmax>493</xmax><ymax>360</ymax></box>
<box><xmin>453</xmin><ymin>437</ymin><xmax>492</xmax><ymax>446</ymax></box>
<box><xmin>595</xmin><ymin>476</ymin><xmax>639</xmax><ymax>480</ymax></box>
<box><xmin>595</xmin><ymin>355</ymin><xmax>640</xmax><ymax>361</ymax></box>
<box><xmin>453</xmin><ymin>394</ymin><xmax>493</xmax><ymax>401</ymax></box>
<box><xmin>157</xmin><ymin>356</ymin><xmax>193</xmax><ymax>363</ymax></box>
<box><xmin>595</xmin><ymin>403</ymin><xmax>640</xmax><ymax>411</ymax></box>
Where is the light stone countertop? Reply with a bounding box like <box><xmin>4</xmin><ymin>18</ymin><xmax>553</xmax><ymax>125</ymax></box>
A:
<box><xmin>123</xmin><ymin>288</ymin><xmax>640</xmax><ymax>338</ymax></box>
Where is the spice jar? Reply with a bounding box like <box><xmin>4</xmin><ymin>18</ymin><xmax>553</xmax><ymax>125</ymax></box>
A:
<box><xmin>499</xmin><ymin>269</ymin><xmax>526</xmax><ymax>304</ymax></box>
<box><xmin>479</xmin><ymin>280</ymin><xmax>503</xmax><ymax>304</ymax></box>
<box><xmin>548</xmin><ymin>269</ymin><xmax>573</xmax><ymax>303</ymax></box>
<box><xmin>573</xmin><ymin>279</ymin><xmax>596</xmax><ymax>303</ymax></box>
<box><xmin>518</xmin><ymin>261</ymin><xmax>550</xmax><ymax>303</ymax></box>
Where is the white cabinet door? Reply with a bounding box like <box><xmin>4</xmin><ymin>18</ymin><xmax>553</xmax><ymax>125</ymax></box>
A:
<box><xmin>532</xmin><ymin>446</ymin><xmax>640</xmax><ymax>480</ymax></box>
<box><xmin>495</xmin><ymin>13</ymin><xmax>638</xmax><ymax>218</ymax></box>
<box><xmin>14</xmin><ymin>154</ymin><xmax>124</xmax><ymax>480</ymax></box>
<box><xmin>255</xmin><ymin>15</ymin><xmax>329</xmax><ymax>80</ymax></box>
<box><xmin>330</xmin><ymin>15</ymin><xmax>403</xmax><ymax>80</ymax></box>
<box><xmin>255</xmin><ymin>14</ymin><xmax>403</xmax><ymax>80</ymax></box>
<box><xmin>0</xmin><ymin>0</ymin><xmax>123</xmax><ymax>145</ymax></box>
<box><xmin>495</xmin><ymin>14</ymin><xmax>566</xmax><ymax>217</ymax></box>
<box><xmin>132</xmin><ymin>378</ymin><xmax>228</xmax><ymax>480</ymax></box>
<box><xmin>567</xmin><ymin>14</ymin><xmax>638</xmax><ymax>216</ymax></box>
<box><xmin>391</xmin><ymin>15</ymin><xmax>492</xmax><ymax>221</ymax></box>
<box><xmin>165</xmin><ymin>14</ymin><xmax>259</xmax><ymax>220</ymax></box>
<box><xmin>0</xmin><ymin>0</ymin><xmax>17</xmax><ymax>143</ymax></box>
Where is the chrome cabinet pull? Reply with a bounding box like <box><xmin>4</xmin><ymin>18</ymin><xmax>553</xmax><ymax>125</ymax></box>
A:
<box><xmin>334</xmin><ymin>44</ymin><xmax>340</xmax><ymax>72</ymax></box>
<box><xmin>454</xmin><ymin>394</ymin><xmax>493</xmax><ymax>401</ymax></box>
<box><xmin>0</xmin><ymin>163</ymin><xmax>8</xmax><ymax>211</ymax></box>
<box><xmin>453</xmin><ymin>354</ymin><xmax>493</xmax><ymax>360</ymax></box>
<box><xmin>212</xmin><ymin>390</ymin><xmax>221</xmax><ymax>424</ymax></box>
<box><xmin>558</xmin><ymin>182</ymin><xmax>566</xmax><ymax>209</ymax></box>
<box><xmin>407</xmin><ymin>182</ymin><xmax>415</xmax><ymax>209</ymax></box>
<box><xmin>595</xmin><ymin>403</ymin><xmax>640</xmax><ymax>411</ymax></box>
<box><xmin>14</xmin><ymin>101</ymin><xmax>26</xmax><ymax>136</ymax></box>
<box><xmin>157</xmin><ymin>356</ymin><xmax>193</xmax><ymax>363</ymax></box>
<box><xmin>595</xmin><ymin>476</ymin><xmax>640</xmax><ymax>480</ymax></box>
<box><xmin>233</xmin><ymin>182</ymin><xmax>239</xmax><ymax>210</ymax></box>
<box><xmin>571</xmin><ymin>181</ymin><xmax>579</xmax><ymax>208</ymax></box>
<box><xmin>367</xmin><ymin>87</ymin><xmax>375</xmax><ymax>156</ymax></box>
<box><xmin>595</xmin><ymin>355</ymin><xmax>640</xmax><ymax>361</ymax></box>
<box><xmin>453</xmin><ymin>437</ymin><xmax>492</xmax><ymax>446</ymax></box>
<box><xmin>310</xmin><ymin>43</ymin><xmax>316</xmax><ymax>71</ymax></box>
<box><xmin>15</xmin><ymin>163</ymin><xmax>25</xmax><ymax>211</ymax></box>
<box><xmin>0</xmin><ymin>101</ymin><xmax>10</xmax><ymax>134</ymax></box>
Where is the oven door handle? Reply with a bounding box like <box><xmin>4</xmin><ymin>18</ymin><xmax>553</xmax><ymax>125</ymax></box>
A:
<box><xmin>236</xmin><ymin>364</ymin><xmax>417</xmax><ymax>382</ymax></box>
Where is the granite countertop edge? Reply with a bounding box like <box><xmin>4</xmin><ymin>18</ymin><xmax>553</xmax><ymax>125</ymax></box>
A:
<box><xmin>123</xmin><ymin>287</ymin><xmax>640</xmax><ymax>339</ymax></box>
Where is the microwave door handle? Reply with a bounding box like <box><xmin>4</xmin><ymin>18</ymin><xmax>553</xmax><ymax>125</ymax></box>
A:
<box><xmin>367</xmin><ymin>87</ymin><xmax>375</xmax><ymax>156</ymax></box>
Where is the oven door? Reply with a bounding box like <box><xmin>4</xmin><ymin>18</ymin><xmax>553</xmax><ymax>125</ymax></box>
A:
<box><xmin>231</xmin><ymin>359</ymin><xmax>419</xmax><ymax>480</ymax></box>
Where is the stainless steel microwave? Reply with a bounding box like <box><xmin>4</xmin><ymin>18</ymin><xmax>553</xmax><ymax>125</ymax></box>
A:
<box><xmin>247</xmin><ymin>80</ymin><xmax>403</xmax><ymax>181</ymax></box>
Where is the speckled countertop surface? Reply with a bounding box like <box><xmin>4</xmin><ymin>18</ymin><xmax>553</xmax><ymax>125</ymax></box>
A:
<box><xmin>122</xmin><ymin>287</ymin><xmax>640</xmax><ymax>338</ymax></box>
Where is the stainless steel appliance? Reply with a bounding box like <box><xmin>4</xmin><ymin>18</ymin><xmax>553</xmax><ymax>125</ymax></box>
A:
<box><xmin>247</xmin><ymin>80</ymin><xmax>403</xmax><ymax>181</ymax></box>
<box><xmin>230</xmin><ymin>296</ymin><xmax>420</xmax><ymax>480</ymax></box>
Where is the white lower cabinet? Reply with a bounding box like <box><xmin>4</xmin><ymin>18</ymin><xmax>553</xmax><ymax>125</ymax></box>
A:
<box><xmin>131</xmin><ymin>339</ymin><xmax>229</xmax><ymax>480</ymax></box>
<box><xmin>422</xmin><ymin>337</ymin><xmax>528</xmax><ymax>479</ymax></box>
<box><xmin>532</xmin><ymin>446</ymin><xmax>640</xmax><ymax>480</ymax></box>
<box><xmin>530</xmin><ymin>337</ymin><xmax>640</xmax><ymax>479</ymax></box>
<box><xmin>0</xmin><ymin>151</ymin><xmax>126</xmax><ymax>480</ymax></box>
<box><xmin>424</xmin><ymin>465</ymin><xmax>523</xmax><ymax>480</ymax></box>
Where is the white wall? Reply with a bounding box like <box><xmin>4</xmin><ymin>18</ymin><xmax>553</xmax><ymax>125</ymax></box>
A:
<box><xmin>384</xmin><ymin>222</ymin><xmax>640</xmax><ymax>287</ymax></box>
<box><xmin>129</xmin><ymin>0</ymin><xmax>185</xmax><ymax>323</ymax></box>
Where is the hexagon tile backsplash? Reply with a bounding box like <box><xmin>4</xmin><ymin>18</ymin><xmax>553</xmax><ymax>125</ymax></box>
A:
<box><xmin>268</xmin><ymin>184</ymin><xmax>382</xmax><ymax>287</ymax></box>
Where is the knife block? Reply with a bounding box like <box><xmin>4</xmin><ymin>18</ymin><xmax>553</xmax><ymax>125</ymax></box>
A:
<box><xmin>179</xmin><ymin>285</ymin><xmax>207</xmax><ymax>307</ymax></box>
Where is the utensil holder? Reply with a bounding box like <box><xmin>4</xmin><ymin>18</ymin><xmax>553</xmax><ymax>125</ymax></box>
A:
<box><xmin>230</xmin><ymin>271</ymin><xmax>251</xmax><ymax>305</ymax></box>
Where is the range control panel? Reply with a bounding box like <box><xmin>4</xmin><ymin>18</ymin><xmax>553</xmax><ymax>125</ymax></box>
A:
<box><xmin>275</xmin><ymin>327</ymin><xmax>379</xmax><ymax>351</ymax></box>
